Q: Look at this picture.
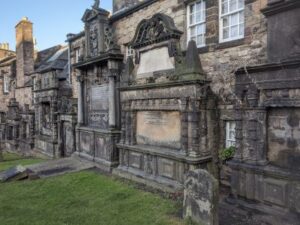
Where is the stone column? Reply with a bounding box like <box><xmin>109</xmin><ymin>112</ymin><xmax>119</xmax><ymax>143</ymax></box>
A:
<box><xmin>77</xmin><ymin>71</ymin><xmax>84</xmax><ymax>125</ymax></box>
<box><xmin>108</xmin><ymin>60</ymin><xmax>118</xmax><ymax>129</ymax></box>
<box><xmin>180</xmin><ymin>98</ymin><xmax>188</xmax><ymax>155</ymax></box>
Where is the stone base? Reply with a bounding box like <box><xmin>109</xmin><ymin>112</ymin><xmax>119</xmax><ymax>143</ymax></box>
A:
<box><xmin>35</xmin><ymin>137</ymin><xmax>58</xmax><ymax>158</ymax></box>
<box><xmin>75</xmin><ymin>127</ymin><xmax>120</xmax><ymax>172</ymax></box>
<box><xmin>116</xmin><ymin>144</ymin><xmax>212</xmax><ymax>192</ymax></box>
<box><xmin>228</xmin><ymin>160</ymin><xmax>300</xmax><ymax>222</ymax></box>
<box><xmin>221</xmin><ymin>196</ymin><xmax>300</xmax><ymax>225</ymax></box>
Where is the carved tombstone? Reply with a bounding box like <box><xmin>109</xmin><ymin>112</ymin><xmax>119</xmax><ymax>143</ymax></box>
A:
<box><xmin>183</xmin><ymin>169</ymin><xmax>219</xmax><ymax>225</ymax></box>
<box><xmin>74</xmin><ymin>1</ymin><xmax>123</xmax><ymax>170</ymax></box>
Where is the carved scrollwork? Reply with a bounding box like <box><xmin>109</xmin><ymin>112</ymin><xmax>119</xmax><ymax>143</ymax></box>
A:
<box><xmin>130</xmin><ymin>13</ymin><xmax>183</xmax><ymax>49</ymax></box>
<box><xmin>104</xmin><ymin>26</ymin><xmax>115</xmax><ymax>51</ymax></box>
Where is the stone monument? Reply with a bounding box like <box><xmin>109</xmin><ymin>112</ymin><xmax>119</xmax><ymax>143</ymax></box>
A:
<box><xmin>228</xmin><ymin>0</ymin><xmax>300</xmax><ymax>223</ymax></box>
<box><xmin>115</xmin><ymin>13</ymin><xmax>218</xmax><ymax>191</ymax></box>
<box><xmin>73</xmin><ymin>0</ymin><xmax>123</xmax><ymax>171</ymax></box>
<box><xmin>183</xmin><ymin>169</ymin><xmax>219</xmax><ymax>225</ymax></box>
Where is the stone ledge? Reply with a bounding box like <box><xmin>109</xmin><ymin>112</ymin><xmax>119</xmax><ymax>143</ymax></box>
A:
<box><xmin>117</xmin><ymin>144</ymin><xmax>212</xmax><ymax>165</ymax></box>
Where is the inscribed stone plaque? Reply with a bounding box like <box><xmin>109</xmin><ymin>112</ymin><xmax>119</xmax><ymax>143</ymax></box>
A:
<box><xmin>136</xmin><ymin>47</ymin><xmax>174</xmax><ymax>78</ymax></box>
<box><xmin>91</xmin><ymin>85</ymin><xmax>109</xmax><ymax>111</ymax></box>
<box><xmin>136</xmin><ymin>111</ymin><xmax>181</xmax><ymax>149</ymax></box>
<box><xmin>90</xmin><ymin>85</ymin><xmax>109</xmax><ymax>128</ymax></box>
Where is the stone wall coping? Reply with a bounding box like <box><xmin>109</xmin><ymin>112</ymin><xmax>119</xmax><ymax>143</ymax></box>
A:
<box><xmin>117</xmin><ymin>143</ymin><xmax>212</xmax><ymax>164</ymax></box>
<box><xmin>227</xmin><ymin>160</ymin><xmax>300</xmax><ymax>181</ymax></box>
<box><xmin>73</xmin><ymin>52</ymin><xmax>123</xmax><ymax>69</ymax></box>
<box><xmin>119</xmin><ymin>79</ymin><xmax>210</xmax><ymax>91</ymax></box>
<box><xmin>262</xmin><ymin>0</ymin><xmax>300</xmax><ymax>17</ymax></box>
<box><xmin>235</xmin><ymin>59</ymin><xmax>300</xmax><ymax>75</ymax></box>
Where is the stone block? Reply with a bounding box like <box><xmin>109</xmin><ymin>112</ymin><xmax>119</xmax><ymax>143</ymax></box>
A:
<box><xmin>0</xmin><ymin>165</ymin><xmax>29</xmax><ymax>182</ymax></box>
<box><xmin>183</xmin><ymin>169</ymin><xmax>219</xmax><ymax>225</ymax></box>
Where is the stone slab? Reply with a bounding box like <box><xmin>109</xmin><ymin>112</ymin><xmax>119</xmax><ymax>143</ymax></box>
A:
<box><xmin>183</xmin><ymin>169</ymin><xmax>219</xmax><ymax>225</ymax></box>
<box><xmin>136</xmin><ymin>111</ymin><xmax>181</xmax><ymax>149</ymax></box>
<box><xmin>0</xmin><ymin>165</ymin><xmax>28</xmax><ymax>182</ymax></box>
<box><xmin>137</xmin><ymin>47</ymin><xmax>174</xmax><ymax>78</ymax></box>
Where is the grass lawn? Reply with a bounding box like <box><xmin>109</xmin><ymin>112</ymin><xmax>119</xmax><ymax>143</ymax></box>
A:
<box><xmin>0</xmin><ymin>152</ymin><xmax>45</xmax><ymax>171</ymax></box>
<box><xmin>0</xmin><ymin>155</ymin><xmax>186</xmax><ymax>225</ymax></box>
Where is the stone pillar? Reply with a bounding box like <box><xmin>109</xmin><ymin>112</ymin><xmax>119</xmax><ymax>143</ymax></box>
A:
<box><xmin>180</xmin><ymin>98</ymin><xmax>188</xmax><ymax>155</ymax></box>
<box><xmin>108</xmin><ymin>76</ymin><xmax>116</xmax><ymax>128</ymax></box>
<box><xmin>108</xmin><ymin>60</ymin><xmax>118</xmax><ymax>129</ymax></box>
<box><xmin>183</xmin><ymin>169</ymin><xmax>219</xmax><ymax>225</ymax></box>
<box><xmin>77</xmin><ymin>72</ymin><xmax>84</xmax><ymax>125</ymax></box>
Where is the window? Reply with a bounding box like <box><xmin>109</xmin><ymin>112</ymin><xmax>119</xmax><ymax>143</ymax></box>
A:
<box><xmin>3</xmin><ymin>76</ymin><xmax>9</xmax><ymax>94</ymax></box>
<box><xmin>126</xmin><ymin>45</ymin><xmax>134</xmax><ymax>59</ymax></box>
<box><xmin>220</xmin><ymin>0</ymin><xmax>244</xmax><ymax>42</ymax></box>
<box><xmin>187</xmin><ymin>0</ymin><xmax>206</xmax><ymax>47</ymax></box>
<box><xmin>75</xmin><ymin>48</ymin><xmax>80</xmax><ymax>63</ymax></box>
<box><xmin>226</xmin><ymin>121</ymin><xmax>236</xmax><ymax>148</ymax></box>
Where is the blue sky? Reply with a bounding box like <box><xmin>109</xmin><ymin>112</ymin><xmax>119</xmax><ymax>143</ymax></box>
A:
<box><xmin>0</xmin><ymin>0</ymin><xmax>112</xmax><ymax>51</ymax></box>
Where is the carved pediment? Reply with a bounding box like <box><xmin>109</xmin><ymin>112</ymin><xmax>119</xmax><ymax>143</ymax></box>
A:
<box><xmin>130</xmin><ymin>13</ymin><xmax>183</xmax><ymax>49</ymax></box>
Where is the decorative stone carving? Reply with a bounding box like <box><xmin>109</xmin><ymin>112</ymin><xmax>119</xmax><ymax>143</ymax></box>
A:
<box><xmin>130</xmin><ymin>13</ymin><xmax>183</xmax><ymax>49</ymax></box>
<box><xmin>89</xmin><ymin>23</ymin><xmax>99</xmax><ymax>57</ymax></box>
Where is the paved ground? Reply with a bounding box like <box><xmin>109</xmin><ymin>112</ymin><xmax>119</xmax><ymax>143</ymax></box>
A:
<box><xmin>27</xmin><ymin>155</ymin><xmax>95</xmax><ymax>178</ymax></box>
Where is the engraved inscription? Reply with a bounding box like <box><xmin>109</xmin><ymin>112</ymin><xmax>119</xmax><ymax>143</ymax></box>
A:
<box><xmin>137</xmin><ymin>111</ymin><xmax>181</xmax><ymax>149</ymax></box>
<box><xmin>91</xmin><ymin>85</ymin><xmax>109</xmax><ymax>111</ymax></box>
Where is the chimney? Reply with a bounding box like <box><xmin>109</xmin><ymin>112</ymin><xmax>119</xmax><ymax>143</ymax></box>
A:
<box><xmin>15</xmin><ymin>17</ymin><xmax>34</xmax><ymax>87</ymax></box>
<box><xmin>0</xmin><ymin>43</ymin><xmax>9</xmax><ymax>50</ymax></box>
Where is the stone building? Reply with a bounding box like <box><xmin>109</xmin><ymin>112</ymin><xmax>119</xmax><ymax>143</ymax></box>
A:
<box><xmin>0</xmin><ymin>0</ymin><xmax>299</xmax><ymax>223</ymax></box>
<box><xmin>0</xmin><ymin>18</ymin><xmax>76</xmax><ymax>156</ymax></box>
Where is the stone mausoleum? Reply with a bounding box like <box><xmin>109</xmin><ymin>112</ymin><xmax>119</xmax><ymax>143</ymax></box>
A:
<box><xmin>0</xmin><ymin>0</ymin><xmax>299</xmax><ymax>224</ymax></box>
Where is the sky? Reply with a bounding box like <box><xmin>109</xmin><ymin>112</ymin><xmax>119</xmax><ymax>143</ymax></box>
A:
<box><xmin>0</xmin><ymin>0</ymin><xmax>113</xmax><ymax>51</ymax></box>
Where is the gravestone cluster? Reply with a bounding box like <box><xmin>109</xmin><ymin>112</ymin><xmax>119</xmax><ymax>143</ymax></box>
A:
<box><xmin>0</xmin><ymin>0</ymin><xmax>299</xmax><ymax>224</ymax></box>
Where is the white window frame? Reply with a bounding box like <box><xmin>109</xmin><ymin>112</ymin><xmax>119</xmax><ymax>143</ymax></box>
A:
<box><xmin>187</xmin><ymin>0</ymin><xmax>206</xmax><ymax>48</ymax></box>
<box><xmin>3</xmin><ymin>76</ymin><xmax>9</xmax><ymax>94</ymax></box>
<box><xmin>126</xmin><ymin>45</ymin><xmax>134</xmax><ymax>59</ymax></box>
<box><xmin>219</xmin><ymin>0</ymin><xmax>245</xmax><ymax>43</ymax></box>
<box><xmin>225</xmin><ymin>121</ymin><xmax>236</xmax><ymax>148</ymax></box>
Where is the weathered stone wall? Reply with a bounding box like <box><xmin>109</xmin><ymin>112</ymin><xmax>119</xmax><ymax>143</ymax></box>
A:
<box><xmin>113</xmin><ymin>0</ymin><xmax>146</xmax><ymax>13</ymax></box>
<box><xmin>69</xmin><ymin>35</ymin><xmax>85</xmax><ymax>99</ymax></box>
<box><xmin>113</xmin><ymin>0</ymin><xmax>268</xmax><ymax>105</ymax></box>
<box><xmin>0</xmin><ymin>64</ymin><xmax>15</xmax><ymax>112</ymax></box>
<box><xmin>0</xmin><ymin>49</ymin><xmax>15</xmax><ymax>60</ymax></box>
<box><xmin>15</xmin><ymin>87</ymin><xmax>33</xmax><ymax>110</ymax></box>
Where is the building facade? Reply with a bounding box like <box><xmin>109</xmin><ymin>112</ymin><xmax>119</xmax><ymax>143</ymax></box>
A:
<box><xmin>0</xmin><ymin>0</ymin><xmax>299</xmax><ymax>223</ymax></box>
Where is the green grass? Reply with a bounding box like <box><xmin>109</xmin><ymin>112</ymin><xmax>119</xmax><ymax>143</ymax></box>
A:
<box><xmin>0</xmin><ymin>155</ymin><xmax>185</xmax><ymax>225</ymax></box>
<box><xmin>0</xmin><ymin>171</ymin><xmax>184</xmax><ymax>225</ymax></box>
<box><xmin>0</xmin><ymin>152</ymin><xmax>45</xmax><ymax>171</ymax></box>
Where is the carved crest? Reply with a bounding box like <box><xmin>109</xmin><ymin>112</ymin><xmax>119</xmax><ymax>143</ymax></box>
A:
<box><xmin>130</xmin><ymin>13</ymin><xmax>183</xmax><ymax>49</ymax></box>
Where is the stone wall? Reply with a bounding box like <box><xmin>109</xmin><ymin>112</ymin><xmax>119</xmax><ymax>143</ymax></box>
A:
<box><xmin>0</xmin><ymin>64</ymin><xmax>15</xmax><ymax>112</ymax></box>
<box><xmin>69</xmin><ymin>34</ymin><xmax>85</xmax><ymax>99</ymax></box>
<box><xmin>112</xmin><ymin>0</ymin><xmax>268</xmax><ymax>106</ymax></box>
<box><xmin>15</xmin><ymin>87</ymin><xmax>33</xmax><ymax>110</ymax></box>
<box><xmin>113</xmin><ymin>0</ymin><xmax>146</xmax><ymax>13</ymax></box>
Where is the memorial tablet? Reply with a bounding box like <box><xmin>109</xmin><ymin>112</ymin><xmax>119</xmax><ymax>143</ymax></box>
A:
<box><xmin>91</xmin><ymin>85</ymin><xmax>109</xmax><ymax>111</ymax></box>
<box><xmin>137</xmin><ymin>111</ymin><xmax>181</xmax><ymax>149</ymax></box>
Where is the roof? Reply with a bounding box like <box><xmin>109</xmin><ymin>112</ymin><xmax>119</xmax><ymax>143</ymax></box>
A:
<box><xmin>0</xmin><ymin>55</ymin><xmax>16</xmax><ymax>67</ymax></box>
<box><xmin>35</xmin><ymin>46</ymin><xmax>69</xmax><ymax>73</ymax></box>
